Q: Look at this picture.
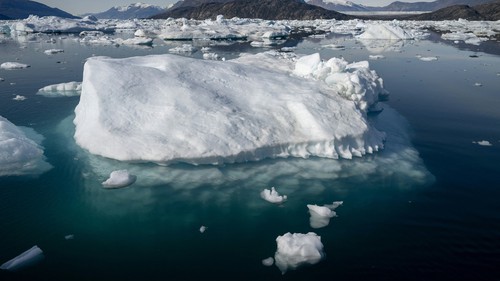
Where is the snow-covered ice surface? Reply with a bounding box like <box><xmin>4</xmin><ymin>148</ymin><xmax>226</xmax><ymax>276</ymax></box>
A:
<box><xmin>0</xmin><ymin>246</ymin><xmax>44</xmax><ymax>271</ymax></box>
<box><xmin>74</xmin><ymin>52</ymin><xmax>387</xmax><ymax>165</ymax></box>
<box><xmin>37</xmin><ymin>82</ymin><xmax>82</xmax><ymax>97</ymax></box>
<box><xmin>274</xmin><ymin>232</ymin><xmax>324</xmax><ymax>274</ymax></box>
<box><xmin>10</xmin><ymin>15</ymin><xmax>114</xmax><ymax>34</ymax></box>
<box><xmin>0</xmin><ymin>116</ymin><xmax>52</xmax><ymax>177</ymax></box>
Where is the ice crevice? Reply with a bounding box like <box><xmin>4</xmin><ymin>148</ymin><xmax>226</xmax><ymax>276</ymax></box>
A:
<box><xmin>74</xmin><ymin>52</ymin><xmax>387</xmax><ymax>165</ymax></box>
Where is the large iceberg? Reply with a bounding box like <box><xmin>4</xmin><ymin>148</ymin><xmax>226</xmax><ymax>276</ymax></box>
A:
<box><xmin>74</xmin><ymin>53</ymin><xmax>386</xmax><ymax>165</ymax></box>
<box><xmin>0</xmin><ymin>116</ymin><xmax>52</xmax><ymax>176</ymax></box>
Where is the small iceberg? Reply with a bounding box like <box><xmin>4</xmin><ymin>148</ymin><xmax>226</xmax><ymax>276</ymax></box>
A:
<box><xmin>0</xmin><ymin>62</ymin><xmax>30</xmax><ymax>69</ymax></box>
<box><xmin>102</xmin><ymin>170</ymin><xmax>136</xmax><ymax>189</ymax></box>
<box><xmin>473</xmin><ymin>140</ymin><xmax>492</xmax><ymax>146</ymax></box>
<box><xmin>260</xmin><ymin>187</ymin><xmax>287</xmax><ymax>204</ymax></box>
<box><xmin>199</xmin><ymin>225</ymin><xmax>207</xmax><ymax>233</ymax></box>
<box><xmin>36</xmin><ymin>81</ymin><xmax>82</xmax><ymax>97</ymax></box>
<box><xmin>274</xmin><ymin>232</ymin><xmax>325</xmax><ymax>274</ymax></box>
<box><xmin>307</xmin><ymin>201</ymin><xmax>343</xmax><ymax>229</ymax></box>
<box><xmin>262</xmin><ymin>257</ymin><xmax>274</xmax><ymax>266</ymax></box>
<box><xmin>0</xmin><ymin>246</ymin><xmax>44</xmax><ymax>271</ymax></box>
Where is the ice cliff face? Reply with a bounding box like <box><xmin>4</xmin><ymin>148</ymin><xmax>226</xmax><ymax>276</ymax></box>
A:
<box><xmin>74</xmin><ymin>52</ymin><xmax>387</xmax><ymax>165</ymax></box>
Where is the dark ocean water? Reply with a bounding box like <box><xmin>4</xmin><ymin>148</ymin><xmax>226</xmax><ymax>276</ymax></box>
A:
<box><xmin>1</xmin><ymin>30</ymin><xmax>499</xmax><ymax>280</ymax></box>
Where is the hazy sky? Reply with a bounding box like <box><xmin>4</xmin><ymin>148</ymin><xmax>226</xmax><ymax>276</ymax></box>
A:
<box><xmin>36</xmin><ymin>0</ymin><xmax>436</xmax><ymax>15</ymax></box>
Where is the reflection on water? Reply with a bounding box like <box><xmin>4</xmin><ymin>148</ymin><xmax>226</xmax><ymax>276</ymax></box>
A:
<box><xmin>1</xmin><ymin>26</ymin><xmax>499</xmax><ymax>280</ymax></box>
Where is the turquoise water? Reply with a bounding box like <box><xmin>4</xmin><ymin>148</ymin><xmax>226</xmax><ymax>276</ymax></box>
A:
<box><xmin>1</xmin><ymin>31</ymin><xmax>500</xmax><ymax>280</ymax></box>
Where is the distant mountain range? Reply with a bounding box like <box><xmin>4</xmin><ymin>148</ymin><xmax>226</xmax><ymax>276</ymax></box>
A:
<box><xmin>0</xmin><ymin>0</ymin><xmax>77</xmax><ymax>19</ymax></box>
<box><xmin>152</xmin><ymin>0</ymin><xmax>353</xmax><ymax>20</ymax></box>
<box><xmin>88</xmin><ymin>3</ymin><xmax>167</xmax><ymax>19</ymax></box>
<box><xmin>407</xmin><ymin>1</ymin><xmax>500</xmax><ymax>20</ymax></box>
<box><xmin>307</xmin><ymin>0</ymin><xmax>496</xmax><ymax>12</ymax></box>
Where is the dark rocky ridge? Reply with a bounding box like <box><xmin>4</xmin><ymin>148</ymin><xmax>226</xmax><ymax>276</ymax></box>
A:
<box><xmin>152</xmin><ymin>0</ymin><xmax>353</xmax><ymax>20</ymax></box>
<box><xmin>0</xmin><ymin>0</ymin><xmax>77</xmax><ymax>19</ymax></box>
<box><xmin>406</xmin><ymin>1</ymin><xmax>500</xmax><ymax>20</ymax></box>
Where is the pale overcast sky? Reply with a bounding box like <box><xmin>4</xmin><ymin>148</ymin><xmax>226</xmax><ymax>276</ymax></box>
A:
<box><xmin>36</xmin><ymin>0</ymin><xmax>436</xmax><ymax>15</ymax></box>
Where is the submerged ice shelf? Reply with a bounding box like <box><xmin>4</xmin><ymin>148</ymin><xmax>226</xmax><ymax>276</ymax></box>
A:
<box><xmin>74</xmin><ymin>52</ymin><xmax>387</xmax><ymax>165</ymax></box>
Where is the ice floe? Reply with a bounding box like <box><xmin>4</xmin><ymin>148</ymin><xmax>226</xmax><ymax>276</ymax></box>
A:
<box><xmin>274</xmin><ymin>232</ymin><xmax>324</xmax><ymax>274</ymax></box>
<box><xmin>0</xmin><ymin>116</ymin><xmax>52</xmax><ymax>176</ymax></box>
<box><xmin>74</xmin><ymin>52</ymin><xmax>387</xmax><ymax>165</ymax></box>
<box><xmin>1</xmin><ymin>62</ymin><xmax>30</xmax><ymax>69</ymax></box>
<box><xmin>13</xmin><ymin>95</ymin><xmax>26</xmax><ymax>101</ymax></box>
<box><xmin>44</xmin><ymin>48</ymin><xmax>64</xmax><ymax>55</ymax></box>
<box><xmin>102</xmin><ymin>170</ymin><xmax>137</xmax><ymax>188</ymax></box>
<box><xmin>37</xmin><ymin>81</ymin><xmax>82</xmax><ymax>97</ymax></box>
<box><xmin>262</xmin><ymin>257</ymin><xmax>274</xmax><ymax>266</ymax></box>
<box><xmin>307</xmin><ymin>201</ymin><xmax>343</xmax><ymax>229</ymax></box>
<box><xmin>0</xmin><ymin>246</ymin><xmax>44</xmax><ymax>271</ymax></box>
<box><xmin>473</xmin><ymin>140</ymin><xmax>492</xmax><ymax>146</ymax></box>
<box><xmin>199</xmin><ymin>225</ymin><xmax>207</xmax><ymax>233</ymax></box>
<box><xmin>260</xmin><ymin>187</ymin><xmax>287</xmax><ymax>204</ymax></box>
<box><xmin>11</xmin><ymin>15</ymin><xmax>114</xmax><ymax>34</ymax></box>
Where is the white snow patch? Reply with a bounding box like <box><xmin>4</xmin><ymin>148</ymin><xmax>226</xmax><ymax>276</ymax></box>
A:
<box><xmin>0</xmin><ymin>246</ymin><xmax>44</xmax><ymax>271</ymax></box>
<box><xmin>37</xmin><ymin>81</ymin><xmax>82</xmax><ymax>97</ymax></box>
<box><xmin>274</xmin><ymin>232</ymin><xmax>325</xmax><ymax>274</ymax></box>
<box><xmin>260</xmin><ymin>187</ymin><xmax>287</xmax><ymax>204</ymax></box>
<box><xmin>102</xmin><ymin>169</ymin><xmax>137</xmax><ymax>188</ymax></box>
<box><xmin>0</xmin><ymin>116</ymin><xmax>52</xmax><ymax>176</ymax></box>
<box><xmin>1</xmin><ymin>62</ymin><xmax>30</xmax><ymax>69</ymax></box>
<box><xmin>307</xmin><ymin>201</ymin><xmax>343</xmax><ymax>229</ymax></box>
<box><xmin>74</xmin><ymin>53</ymin><xmax>386</xmax><ymax>165</ymax></box>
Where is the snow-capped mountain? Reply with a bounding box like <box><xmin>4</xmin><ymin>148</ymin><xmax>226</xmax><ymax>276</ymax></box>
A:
<box><xmin>90</xmin><ymin>3</ymin><xmax>167</xmax><ymax>19</ymax></box>
<box><xmin>305</xmin><ymin>0</ymin><xmax>368</xmax><ymax>12</ymax></box>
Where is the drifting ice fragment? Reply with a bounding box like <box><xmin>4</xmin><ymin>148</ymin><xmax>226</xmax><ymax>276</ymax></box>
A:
<box><xmin>102</xmin><ymin>170</ymin><xmax>136</xmax><ymax>188</ymax></box>
<box><xmin>13</xmin><ymin>95</ymin><xmax>26</xmax><ymax>101</ymax></box>
<box><xmin>307</xmin><ymin>201</ymin><xmax>343</xmax><ymax>228</ymax></box>
<box><xmin>64</xmin><ymin>234</ymin><xmax>75</xmax><ymax>240</ymax></box>
<box><xmin>199</xmin><ymin>226</ymin><xmax>207</xmax><ymax>233</ymax></box>
<box><xmin>44</xmin><ymin>49</ymin><xmax>64</xmax><ymax>55</ymax></box>
<box><xmin>0</xmin><ymin>246</ymin><xmax>44</xmax><ymax>271</ymax></box>
<box><xmin>0</xmin><ymin>62</ymin><xmax>30</xmax><ymax>69</ymax></box>
<box><xmin>473</xmin><ymin>140</ymin><xmax>492</xmax><ymax>146</ymax></box>
<box><xmin>37</xmin><ymin>82</ymin><xmax>82</xmax><ymax>97</ymax></box>
<box><xmin>260</xmin><ymin>187</ymin><xmax>287</xmax><ymax>204</ymax></box>
<box><xmin>262</xmin><ymin>257</ymin><xmax>274</xmax><ymax>266</ymax></box>
<box><xmin>274</xmin><ymin>232</ymin><xmax>324</xmax><ymax>274</ymax></box>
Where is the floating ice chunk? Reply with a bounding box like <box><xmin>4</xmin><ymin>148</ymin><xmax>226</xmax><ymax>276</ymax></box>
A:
<box><xmin>37</xmin><ymin>81</ymin><xmax>82</xmax><ymax>97</ymax></box>
<box><xmin>13</xmin><ymin>95</ymin><xmax>26</xmax><ymax>101</ymax></box>
<box><xmin>1</xmin><ymin>62</ymin><xmax>30</xmax><ymax>69</ymax></box>
<box><xmin>44</xmin><ymin>48</ymin><xmax>64</xmax><ymax>55</ymax></box>
<box><xmin>260</xmin><ymin>187</ymin><xmax>287</xmax><ymax>204</ymax></box>
<box><xmin>0</xmin><ymin>116</ymin><xmax>52</xmax><ymax>176</ymax></box>
<box><xmin>74</xmin><ymin>53</ymin><xmax>386</xmax><ymax>164</ymax></box>
<box><xmin>474</xmin><ymin>82</ymin><xmax>482</xmax><ymax>87</ymax></box>
<box><xmin>102</xmin><ymin>170</ymin><xmax>136</xmax><ymax>188</ymax></box>
<box><xmin>473</xmin><ymin>140</ymin><xmax>492</xmax><ymax>146</ymax></box>
<box><xmin>0</xmin><ymin>246</ymin><xmax>44</xmax><ymax>271</ymax></box>
<box><xmin>322</xmin><ymin>44</ymin><xmax>345</xmax><ymax>50</ymax></box>
<box><xmin>356</xmin><ymin>23</ymin><xmax>416</xmax><ymax>40</ymax></box>
<box><xmin>203</xmin><ymin>52</ymin><xmax>219</xmax><ymax>60</ymax></box>
<box><xmin>262</xmin><ymin>257</ymin><xmax>274</xmax><ymax>266</ymax></box>
<box><xmin>199</xmin><ymin>226</ymin><xmax>207</xmax><ymax>233</ymax></box>
<box><xmin>168</xmin><ymin>44</ymin><xmax>196</xmax><ymax>54</ymax></box>
<box><xmin>117</xmin><ymin>37</ymin><xmax>153</xmax><ymax>46</ymax></box>
<box><xmin>418</xmin><ymin>56</ymin><xmax>438</xmax><ymax>62</ymax></box>
<box><xmin>11</xmin><ymin>15</ymin><xmax>114</xmax><ymax>34</ymax></box>
<box><xmin>274</xmin><ymin>232</ymin><xmax>325</xmax><ymax>274</ymax></box>
<box><xmin>64</xmin><ymin>234</ymin><xmax>75</xmax><ymax>240</ymax></box>
<box><xmin>307</xmin><ymin>201</ymin><xmax>343</xmax><ymax>229</ymax></box>
<box><xmin>369</xmin><ymin>55</ymin><xmax>385</xmax><ymax>60</ymax></box>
